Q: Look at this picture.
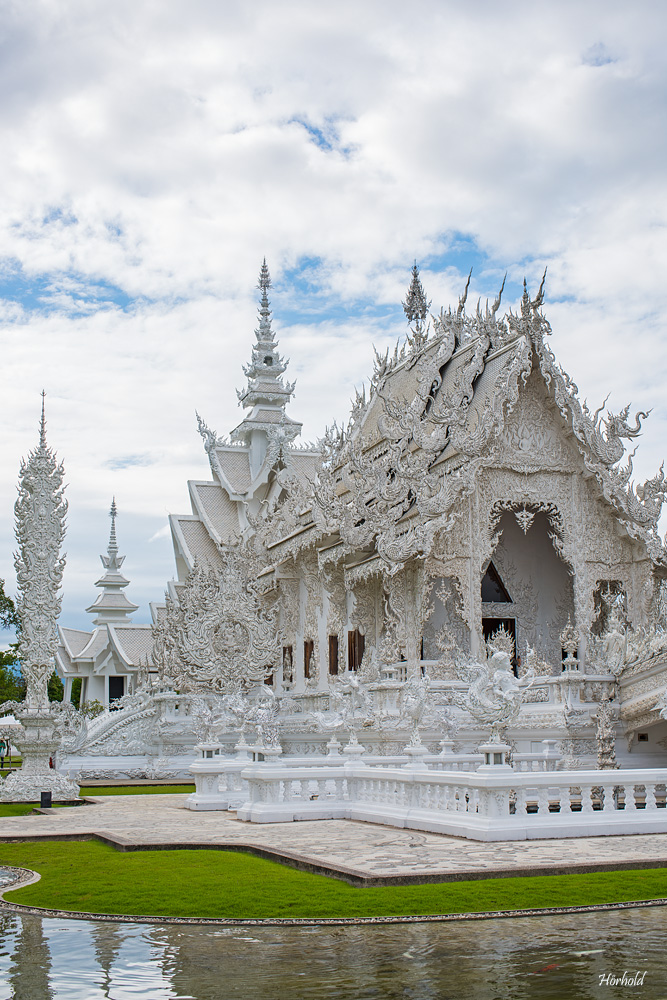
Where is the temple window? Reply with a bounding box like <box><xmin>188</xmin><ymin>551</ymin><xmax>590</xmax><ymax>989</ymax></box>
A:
<box><xmin>282</xmin><ymin>645</ymin><xmax>293</xmax><ymax>685</ymax></box>
<box><xmin>328</xmin><ymin>635</ymin><xmax>339</xmax><ymax>675</ymax></box>
<box><xmin>481</xmin><ymin>562</ymin><xmax>512</xmax><ymax>603</ymax></box>
<box><xmin>304</xmin><ymin>639</ymin><xmax>314</xmax><ymax>679</ymax></box>
<box><xmin>348</xmin><ymin>629</ymin><xmax>365</xmax><ymax>671</ymax></box>
<box><xmin>108</xmin><ymin>675</ymin><xmax>124</xmax><ymax>707</ymax></box>
<box><xmin>264</xmin><ymin>356</ymin><xmax>273</xmax><ymax>365</ymax></box>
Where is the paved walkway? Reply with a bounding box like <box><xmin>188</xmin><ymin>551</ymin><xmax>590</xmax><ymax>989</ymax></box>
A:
<box><xmin>2</xmin><ymin>794</ymin><xmax>667</xmax><ymax>884</ymax></box>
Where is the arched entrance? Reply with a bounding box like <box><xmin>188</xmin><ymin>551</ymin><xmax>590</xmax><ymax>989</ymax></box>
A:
<box><xmin>483</xmin><ymin>508</ymin><xmax>574</xmax><ymax>671</ymax></box>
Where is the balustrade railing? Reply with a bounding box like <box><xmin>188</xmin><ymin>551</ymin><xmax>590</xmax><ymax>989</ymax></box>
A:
<box><xmin>188</xmin><ymin>741</ymin><xmax>561</xmax><ymax>811</ymax></box>
<box><xmin>234</xmin><ymin>764</ymin><xmax>667</xmax><ymax>841</ymax></box>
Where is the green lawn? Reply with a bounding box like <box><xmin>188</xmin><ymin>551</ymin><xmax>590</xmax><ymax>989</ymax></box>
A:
<box><xmin>0</xmin><ymin>840</ymin><xmax>666</xmax><ymax>919</ymax></box>
<box><xmin>80</xmin><ymin>785</ymin><xmax>194</xmax><ymax>796</ymax></box>
<box><xmin>0</xmin><ymin>803</ymin><xmax>37</xmax><ymax>818</ymax></box>
<box><xmin>0</xmin><ymin>785</ymin><xmax>195</xmax><ymax>815</ymax></box>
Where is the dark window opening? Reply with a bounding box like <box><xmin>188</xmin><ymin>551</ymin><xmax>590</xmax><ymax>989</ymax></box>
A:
<box><xmin>108</xmin><ymin>675</ymin><xmax>124</xmax><ymax>706</ymax></box>
<box><xmin>348</xmin><ymin>629</ymin><xmax>365</xmax><ymax>671</ymax></box>
<box><xmin>282</xmin><ymin>646</ymin><xmax>293</xmax><ymax>684</ymax></box>
<box><xmin>328</xmin><ymin>635</ymin><xmax>339</xmax><ymax>675</ymax></box>
<box><xmin>264</xmin><ymin>356</ymin><xmax>273</xmax><ymax>366</ymax></box>
<box><xmin>304</xmin><ymin>639</ymin><xmax>314</xmax><ymax>679</ymax></box>
<box><xmin>638</xmin><ymin>733</ymin><xmax>649</xmax><ymax>743</ymax></box>
<box><xmin>482</xmin><ymin>618</ymin><xmax>517</xmax><ymax>676</ymax></box>
<box><xmin>481</xmin><ymin>562</ymin><xmax>512</xmax><ymax>603</ymax></box>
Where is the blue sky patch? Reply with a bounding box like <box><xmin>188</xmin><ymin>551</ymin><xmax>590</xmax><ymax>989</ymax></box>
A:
<box><xmin>0</xmin><ymin>260</ymin><xmax>135</xmax><ymax>315</ymax></box>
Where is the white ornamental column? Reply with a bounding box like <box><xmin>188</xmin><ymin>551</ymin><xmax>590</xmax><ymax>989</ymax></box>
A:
<box><xmin>0</xmin><ymin>396</ymin><xmax>79</xmax><ymax>802</ymax></box>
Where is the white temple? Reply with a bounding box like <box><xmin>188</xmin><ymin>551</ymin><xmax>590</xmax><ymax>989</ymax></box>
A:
<box><xmin>52</xmin><ymin>262</ymin><xmax>667</xmax><ymax>811</ymax></box>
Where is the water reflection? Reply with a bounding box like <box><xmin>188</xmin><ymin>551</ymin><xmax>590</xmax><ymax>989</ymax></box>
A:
<box><xmin>0</xmin><ymin>907</ymin><xmax>665</xmax><ymax>999</ymax></box>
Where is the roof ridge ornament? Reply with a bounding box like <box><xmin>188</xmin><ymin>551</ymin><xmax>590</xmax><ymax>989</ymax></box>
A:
<box><xmin>39</xmin><ymin>389</ymin><xmax>47</xmax><ymax>448</ymax></box>
<box><xmin>402</xmin><ymin>262</ymin><xmax>431</xmax><ymax>352</ymax></box>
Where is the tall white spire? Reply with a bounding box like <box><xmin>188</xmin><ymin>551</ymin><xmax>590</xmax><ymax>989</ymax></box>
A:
<box><xmin>230</xmin><ymin>260</ymin><xmax>302</xmax><ymax>471</ymax></box>
<box><xmin>86</xmin><ymin>499</ymin><xmax>138</xmax><ymax>625</ymax></box>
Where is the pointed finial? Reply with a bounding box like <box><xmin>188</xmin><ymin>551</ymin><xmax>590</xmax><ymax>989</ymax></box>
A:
<box><xmin>533</xmin><ymin>267</ymin><xmax>547</xmax><ymax>309</ymax></box>
<box><xmin>490</xmin><ymin>274</ymin><xmax>507</xmax><ymax>317</ymax></box>
<box><xmin>39</xmin><ymin>390</ymin><xmax>47</xmax><ymax>448</ymax></box>
<box><xmin>108</xmin><ymin>497</ymin><xmax>118</xmax><ymax>554</ymax></box>
<box><xmin>254</xmin><ymin>258</ymin><xmax>275</xmax><ymax>345</ymax></box>
<box><xmin>457</xmin><ymin>269</ymin><xmax>472</xmax><ymax>319</ymax></box>
<box><xmin>258</xmin><ymin>258</ymin><xmax>271</xmax><ymax>292</ymax></box>
<box><xmin>402</xmin><ymin>262</ymin><xmax>431</xmax><ymax>336</ymax></box>
<box><xmin>521</xmin><ymin>277</ymin><xmax>531</xmax><ymax>317</ymax></box>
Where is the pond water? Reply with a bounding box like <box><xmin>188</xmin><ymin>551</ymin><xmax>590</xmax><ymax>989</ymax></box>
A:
<box><xmin>0</xmin><ymin>904</ymin><xmax>665</xmax><ymax>999</ymax></box>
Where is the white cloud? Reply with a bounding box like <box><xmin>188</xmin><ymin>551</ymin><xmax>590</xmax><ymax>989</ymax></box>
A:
<box><xmin>1</xmin><ymin>0</ymin><xmax>667</xmax><ymax>626</ymax></box>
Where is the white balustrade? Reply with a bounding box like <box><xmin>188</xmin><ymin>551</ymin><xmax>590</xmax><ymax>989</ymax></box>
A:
<box><xmin>188</xmin><ymin>739</ymin><xmax>562</xmax><ymax>815</ymax></box>
<box><xmin>234</xmin><ymin>763</ymin><xmax>667</xmax><ymax>841</ymax></box>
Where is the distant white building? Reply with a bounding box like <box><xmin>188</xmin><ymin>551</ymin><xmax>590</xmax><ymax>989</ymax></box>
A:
<box><xmin>56</xmin><ymin>500</ymin><xmax>152</xmax><ymax>709</ymax></box>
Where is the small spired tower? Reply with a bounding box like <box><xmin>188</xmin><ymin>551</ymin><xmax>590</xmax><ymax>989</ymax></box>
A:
<box><xmin>0</xmin><ymin>395</ymin><xmax>79</xmax><ymax>802</ymax></box>
<box><xmin>86</xmin><ymin>500</ymin><xmax>138</xmax><ymax>625</ymax></box>
<box><xmin>232</xmin><ymin>260</ymin><xmax>302</xmax><ymax>476</ymax></box>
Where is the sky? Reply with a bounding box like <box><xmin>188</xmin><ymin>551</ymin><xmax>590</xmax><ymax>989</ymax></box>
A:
<box><xmin>1</xmin><ymin>0</ymin><xmax>667</xmax><ymax>637</ymax></box>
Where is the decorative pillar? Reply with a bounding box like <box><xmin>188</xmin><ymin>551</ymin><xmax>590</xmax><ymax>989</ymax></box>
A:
<box><xmin>0</xmin><ymin>396</ymin><xmax>80</xmax><ymax>802</ymax></box>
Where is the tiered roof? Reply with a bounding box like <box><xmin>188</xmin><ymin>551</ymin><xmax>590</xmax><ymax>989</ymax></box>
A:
<box><xmin>231</xmin><ymin>259</ymin><xmax>302</xmax><ymax>449</ymax></box>
<box><xmin>167</xmin><ymin>261</ymin><xmax>319</xmax><ymax>583</ymax></box>
<box><xmin>85</xmin><ymin>499</ymin><xmax>138</xmax><ymax>624</ymax></box>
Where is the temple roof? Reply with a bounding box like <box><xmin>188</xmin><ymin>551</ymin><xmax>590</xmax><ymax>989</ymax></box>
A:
<box><xmin>107</xmin><ymin>625</ymin><xmax>154</xmax><ymax>667</ymax></box>
<box><xmin>188</xmin><ymin>481</ymin><xmax>241</xmax><ymax>543</ymax></box>
<box><xmin>258</xmin><ymin>275</ymin><xmax>667</xmax><ymax>574</ymax></box>
<box><xmin>169</xmin><ymin>514</ymin><xmax>224</xmax><ymax>571</ymax></box>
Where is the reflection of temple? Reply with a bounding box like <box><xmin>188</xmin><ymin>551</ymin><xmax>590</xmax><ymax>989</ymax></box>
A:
<box><xmin>6</xmin><ymin>914</ymin><xmax>52</xmax><ymax>1000</ymax></box>
<box><xmin>56</xmin><ymin>264</ymin><xmax>667</xmax><ymax>776</ymax></box>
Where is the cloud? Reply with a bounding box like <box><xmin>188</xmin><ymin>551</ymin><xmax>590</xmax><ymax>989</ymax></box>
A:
<box><xmin>1</xmin><ymin>0</ymin><xmax>667</xmax><ymax>625</ymax></box>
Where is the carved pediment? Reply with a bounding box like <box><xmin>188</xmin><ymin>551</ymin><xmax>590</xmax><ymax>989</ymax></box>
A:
<box><xmin>498</xmin><ymin>372</ymin><xmax>578</xmax><ymax>473</ymax></box>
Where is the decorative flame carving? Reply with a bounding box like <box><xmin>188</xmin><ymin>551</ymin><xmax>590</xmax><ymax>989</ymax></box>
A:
<box><xmin>14</xmin><ymin>394</ymin><xmax>67</xmax><ymax>710</ymax></box>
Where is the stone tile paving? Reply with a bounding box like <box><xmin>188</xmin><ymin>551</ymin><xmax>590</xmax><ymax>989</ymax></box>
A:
<box><xmin>2</xmin><ymin>794</ymin><xmax>667</xmax><ymax>881</ymax></box>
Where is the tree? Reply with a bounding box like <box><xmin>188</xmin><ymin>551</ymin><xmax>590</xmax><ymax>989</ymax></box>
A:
<box><xmin>0</xmin><ymin>577</ymin><xmax>64</xmax><ymax>704</ymax></box>
<box><xmin>0</xmin><ymin>578</ymin><xmax>23</xmax><ymax>701</ymax></box>
<box><xmin>0</xmin><ymin>578</ymin><xmax>19</xmax><ymax>632</ymax></box>
<box><xmin>48</xmin><ymin>670</ymin><xmax>63</xmax><ymax>702</ymax></box>
<box><xmin>0</xmin><ymin>661</ymin><xmax>26</xmax><ymax>703</ymax></box>
<box><xmin>70</xmin><ymin>677</ymin><xmax>82</xmax><ymax>708</ymax></box>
